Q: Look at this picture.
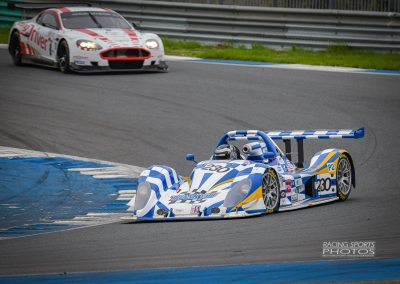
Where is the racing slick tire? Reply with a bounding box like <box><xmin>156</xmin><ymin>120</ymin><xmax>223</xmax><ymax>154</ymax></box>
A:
<box><xmin>9</xmin><ymin>31</ymin><xmax>22</xmax><ymax>66</ymax></box>
<box><xmin>262</xmin><ymin>168</ymin><xmax>280</xmax><ymax>213</ymax></box>
<box><xmin>336</xmin><ymin>155</ymin><xmax>353</xmax><ymax>201</ymax></box>
<box><xmin>57</xmin><ymin>40</ymin><xmax>71</xmax><ymax>73</ymax></box>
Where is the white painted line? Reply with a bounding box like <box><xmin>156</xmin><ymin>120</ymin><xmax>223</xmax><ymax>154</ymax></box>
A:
<box><xmin>165</xmin><ymin>55</ymin><xmax>197</xmax><ymax>61</ymax></box>
<box><xmin>93</xmin><ymin>174</ymin><xmax>131</xmax><ymax>179</ymax></box>
<box><xmin>118</xmin><ymin>190</ymin><xmax>136</xmax><ymax>195</ymax></box>
<box><xmin>0</xmin><ymin>44</ymin><xmax>7</xmax><ymax>49</ymax></box>
<box><xmin>166</xmin><ymin>54</ymin><xmax>400</xmax><ymax>76</ymax></box>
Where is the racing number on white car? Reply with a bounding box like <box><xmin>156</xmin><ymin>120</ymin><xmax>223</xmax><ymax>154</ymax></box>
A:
<box><xmin>202</xmin><ymin>164</ymin><xmax>230</xmax><ymax>173</ymax></box>
<box><xmin>316</xmin><ymin>178</ymin><xmax>332</xmax><ymax>192</ymax></box>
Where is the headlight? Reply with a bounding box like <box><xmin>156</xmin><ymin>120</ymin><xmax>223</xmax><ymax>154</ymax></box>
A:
<box><xmin>145</xmin><ymin>39</ymin><xmax>159</xmax><ymax>49</ymax></box>
<box><xmin>76</xmin><ymin>40</ymin><xmax>102</xmax><ymax>50</ymax></box>
<box><xmin>134</xmin><ymin>182</ymin><xmax>152</xmax><ymax>211</ymax></box>
<box><xmin>223</xmin><ymin>178</ymin><xmax>252</xmax><ymax>208</ymax></box>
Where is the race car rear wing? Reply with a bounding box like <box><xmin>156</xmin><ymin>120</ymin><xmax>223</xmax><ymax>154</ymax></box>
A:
<box><xmin>264</xmin><ymin>127</ymin><xmax>365</xmax><ymax>140</ymax></box>
<box><xmin>264</xmin><ymin>127</ymin><xmax>365</xmax><ymax>167</ymax></box>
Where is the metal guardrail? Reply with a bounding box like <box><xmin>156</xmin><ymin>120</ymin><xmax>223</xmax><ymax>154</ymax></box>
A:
<box><xmin>159</xmin><ymin>0</ymin><xmax>400</xmax><ymax>13</ymax></box>
<box><xmin>0</xmin><ymin>0</ymin><xmax>22</xmax><ymax>27</ymax></box>
<box><xmin>6</xmin><ymin>0</ymin><xmax>400</xmax><ymax>51</ymax></box>
<box><xmin>94</xmin><ymin>0</ymin><xmax>400</xmax><ymax>51</ymax></box>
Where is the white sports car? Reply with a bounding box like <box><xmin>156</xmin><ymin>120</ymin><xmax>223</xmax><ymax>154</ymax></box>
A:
<box><xmin>8</xmin><ymin>6</ymin><xmax>168</xmax><ymax>73</ymax></box>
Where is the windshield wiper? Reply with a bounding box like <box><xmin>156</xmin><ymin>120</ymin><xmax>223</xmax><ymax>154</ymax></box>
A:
<box><xmin>88</xmin><ymin>12</ymin><xmax>102</xmax><ymax>28</ymax></box>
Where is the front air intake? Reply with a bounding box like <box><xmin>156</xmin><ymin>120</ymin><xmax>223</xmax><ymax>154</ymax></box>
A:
<box><xmin>100</xmin><ymin>48</ymin><xmax>151</xmax><ymax>60</ymax></box>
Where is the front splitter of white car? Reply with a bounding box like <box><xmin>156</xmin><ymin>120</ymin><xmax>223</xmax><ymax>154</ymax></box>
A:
<box><xmin>69</xmin><ymin>59</ymin><xmax>169</xmax><ymax>73</ymax></box>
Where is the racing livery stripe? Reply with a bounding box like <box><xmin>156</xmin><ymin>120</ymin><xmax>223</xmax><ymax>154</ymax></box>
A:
<box><xmin>75</xmin><ymin>29</ymin><xmax>100</xmax><ymax>37</ymax></box>
<box><xmin>58</xmin><ymin>7</ymin><xmax>71</xmax><ymax>13</ymax></box>
<box><xmin>122</xmin><ymin>29</ymin><xmax>138</xmax><ymax>40</ymax></box>
<box><xmin>19</xmin><ymin>42</ymin><xmax>27</xmax><ymax>55</ymax></box>
<box><xmin>27</xmin><ymin>44</ymin><xmax>33</xmax><ymax>55</ymax></box>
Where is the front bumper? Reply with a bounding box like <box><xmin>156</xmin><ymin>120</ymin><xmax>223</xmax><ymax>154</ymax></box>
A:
<box><xmin>70</xmin><ymin>60</ymin><xmax>168</xmax><ymax>73</ymax></box>
<box><xmin>121</xmin><ymin>210</ymin><xmax>263</xmax><ymax>222</ymax></box>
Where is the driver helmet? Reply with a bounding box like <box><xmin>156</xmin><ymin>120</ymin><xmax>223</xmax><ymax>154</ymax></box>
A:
<box><xmin>214</xmin><ymin>144</ymin><xmax>240</xmax><ymax>160</ymax></box>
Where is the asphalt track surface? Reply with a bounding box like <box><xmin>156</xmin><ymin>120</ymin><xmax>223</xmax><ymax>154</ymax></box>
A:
<box><xmin>0</xmin><ymin>49</ymin><xmax>399</xmax><ymax>276</ymax></box>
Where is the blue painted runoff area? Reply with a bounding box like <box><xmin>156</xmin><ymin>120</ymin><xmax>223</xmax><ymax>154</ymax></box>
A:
<box><xmin>0</xmin><ymin>258</ymin><xmax>399</xmax><ymax>283</ymax></box>
<box><xmin>0</xmin><ymin>156</ymin><xmax>137</xmax><ymax>238</ymax></box>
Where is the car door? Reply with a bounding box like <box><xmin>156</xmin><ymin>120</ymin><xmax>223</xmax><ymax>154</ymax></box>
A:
<box><xmin>33</xmin><ymin>11</ymin><xmax>61</xmax><ymax>61</ymax></box>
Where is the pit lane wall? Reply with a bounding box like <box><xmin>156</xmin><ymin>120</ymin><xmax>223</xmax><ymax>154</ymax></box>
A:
<box><xmin>5</xmin><ymin>0</ymin><xmax>400</xmax><ymax>51</ymax></box>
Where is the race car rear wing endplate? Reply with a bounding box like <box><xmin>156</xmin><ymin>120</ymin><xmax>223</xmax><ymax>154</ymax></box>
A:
<box><xmin>264</xmin><ymin>127</ymin><xmax>365</xmax><ymax>167</ymax></box>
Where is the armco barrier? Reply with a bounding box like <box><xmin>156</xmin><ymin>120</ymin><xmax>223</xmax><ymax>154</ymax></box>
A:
<box><xmin>0</xmin><ymin>0</ymin><xmax>22</xmax><ymax>27</ymax></box>
<box><xmin>7</xmin><ymin>0</ymin><xmax>400</xmax><ymax>51</ymax></box>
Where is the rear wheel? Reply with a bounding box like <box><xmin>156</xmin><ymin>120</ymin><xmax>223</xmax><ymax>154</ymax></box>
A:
<box><xmin>262</xmin><ymin>169</ymin><xmax>280</xmax><ymax>213</ymax></box>
<box><xmin>57</xmin><ymin>41</ymin><xmax>70</xmax><ymax>73</ymax></box>
<box><xmin>9</xmin><ymin>31</ymin><xmax>22</xmax><ymax>66</ymax></box>
<box><xmin>336</xmin><ymin>155</ymin><xmax>353</xmax><ymax>201</ymax></box>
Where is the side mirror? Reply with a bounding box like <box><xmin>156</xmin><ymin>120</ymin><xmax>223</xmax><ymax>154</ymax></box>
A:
<box><xmin>263</xmin><ymin>151</ymin><xmax>275</xmax><ymax>159</ymax></box>
<box><xmin>186</xmin><ymin>153</ymin><xmax>197</xmax><ymax>163</ymax></box>
<box><xmin>131</xmin><ymin>22</ymin><xmax>141</xmax><ymax>30</ymax></box>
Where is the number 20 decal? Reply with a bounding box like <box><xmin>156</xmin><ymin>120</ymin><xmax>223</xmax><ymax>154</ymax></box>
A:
<box><xmin>316</xmin><ymin>178</ymin><xmax>333</xmax><ymax>192</ymax></box>
<box><xmin>203</xmin><ymin>164</ymin><xmax>230</xmax><ymax>173</ymax></box>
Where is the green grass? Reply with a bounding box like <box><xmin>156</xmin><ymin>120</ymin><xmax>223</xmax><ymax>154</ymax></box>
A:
<box><xmin>163</xmin><ymin>38</ymin><xmax>400</xmax><ymax>71</ymax></box>
<box><xmin>0</xmin><ymin>27</ymin><xmax>10</xmax><ymax>44</ymax></box>
<box><xmin>0</xmin><ymin>27</ymin><xmax>398</xmax><ymax>70</ymax></box>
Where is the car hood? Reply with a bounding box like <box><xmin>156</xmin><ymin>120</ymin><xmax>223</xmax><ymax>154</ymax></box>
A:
<box><xmin>67</xmin><ymin>28</ymin><xmax>143</xmax><ymax>48</ymax></box>
<box><xmin>182</xmin><ymin>160</ymin><xmax>257</xmax><ymax>193</ymax></box>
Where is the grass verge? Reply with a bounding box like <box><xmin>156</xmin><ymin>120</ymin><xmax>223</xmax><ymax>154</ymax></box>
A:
<box><xmin>0</xmin><ymin>27</ymin><xmax>10</xmax><ymax>44</ymax></box>
<box><xmin>163</xmin><ymin>38</ymin><xmax>400</xmax><ymax>71</ymax></box>
<box><xmin>0</xmin><ymin>27</ymin><xmax>398</xmax><ymax>70</ymax></box>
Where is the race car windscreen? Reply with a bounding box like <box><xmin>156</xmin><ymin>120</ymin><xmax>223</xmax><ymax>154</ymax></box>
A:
<box><xmin>61</xmin><ymin>11</ymin><xmax>131</xmax><ymax>29</ymax></box>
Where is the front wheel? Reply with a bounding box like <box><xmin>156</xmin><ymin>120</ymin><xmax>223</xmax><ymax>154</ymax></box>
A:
<box><xmin>336</xmin><ymin>155</ymin><xmax>353</xmax><ymax>201</ymax></box>
<box><xmin>57</xmin><ymin>41</ymin><xmax>71</xmax><ymax>73</ymax></box>
<box><xmin>9</xmin><ymin>31</ymin><xmax>22</xmax><ymax>66</ymax></box>
<box><xmin>262</xmin><ymin>169</ymin><xmax>280</xmax><ymax>213</ymax></box>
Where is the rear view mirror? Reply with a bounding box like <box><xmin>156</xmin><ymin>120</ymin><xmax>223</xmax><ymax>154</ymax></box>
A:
<box><xmin>131</xmin><ymin>22</ymin><xmax>141</xmax><ymax>29</ymax></box>
<box><xmin>186</xmin><ymin>153</ymin><xmax>197</xmax><ymax>163</ymax></box>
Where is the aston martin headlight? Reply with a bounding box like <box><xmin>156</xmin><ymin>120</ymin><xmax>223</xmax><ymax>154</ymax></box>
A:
<box><xmin>76</xmin><ymin>40</ymin><xmax>101</xmax><ymax>50</ymax></box>
<box><xmin>145</xmin><ymin>39</ymin><xmax>159</xmax><ymax>49</ymax></box>
<box><xmin>223</xmin><ymin>178</ymin><xmax>252</xmax><ymax>208</ymax></box>
<box><xmin>134</xmin><ymin>182</ymin><xmax>152</xmax><ymax>211</ymax></box>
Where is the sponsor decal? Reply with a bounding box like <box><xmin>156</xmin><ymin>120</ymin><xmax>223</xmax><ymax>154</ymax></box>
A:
<box><xmin>73</xmin><ymin>55</ymin><xmax>89</xmax><ymax>60</ymax></box>
<box><xmin>287</xmin><ymin>161</ymin><xmax>295</xmax><ymax>172</ymax></box>
<box><xmin>28</xmin><ymin>27</ymin><xmax>49</xmax><ymax>51</ymax></box>
<box><xmin>74</xmin><ymin>60</ymin><xmax>85</xmax><ymax>65</ymax></box>
<box><xmin>322</xmin><ymin>241</ymin><xmax>375</xmax><ymax>257</ymax></box>
<box><xmin>169</xmin><ymin>189</ymin><xmax>218</xmax><ymax>204</ymax></box>
<box><xmin>202</xmin><ymin>163</ymin><xmax>230</xmax><ymax>173</ymax></box>
<box><xmin>191</xmin><ymin>205</ymin><xmax>201</xmax><ymax>215</ymax></box>
<box><xmin>17</xmin><ymin>22</ymin><xmax>34</xmax><ymax>37</ymax></box>
<box><xmin>280</xmin><ymin>191</ymin><xmax>286</xmax><ymax>198</ymax></box>
<box><xmin>327</xmin><ymin>162</ymin><xmax>335</xmax><ymax>172</ymax></box>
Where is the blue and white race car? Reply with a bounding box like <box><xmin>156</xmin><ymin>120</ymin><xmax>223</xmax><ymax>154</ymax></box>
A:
<box><xmin>126</xmin><ymin>128</ymin><xmax>364</xmax><ymax>221</ymax></box>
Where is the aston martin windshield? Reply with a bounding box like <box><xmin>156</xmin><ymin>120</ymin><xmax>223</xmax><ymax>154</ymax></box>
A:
<box><xmin>61</xmin><ymin>11</ymin><xmax>131</xmax><ymax>29</ymax></box>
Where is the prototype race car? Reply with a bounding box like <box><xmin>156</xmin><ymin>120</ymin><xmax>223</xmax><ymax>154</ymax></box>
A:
<box><xmin>126</xmin><ymin>128</ymin><xmax>364</xmax><ymax>221</ymax></box>
<box><xmin>8</xmin><ymin>6</ymin><xmax>168</xmax><ymax>73</ymax></box>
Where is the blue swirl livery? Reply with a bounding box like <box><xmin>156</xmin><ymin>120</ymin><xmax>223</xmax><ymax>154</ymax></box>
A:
<box><xmin>125</xmin><ymin>128</ymin><xmax>364</xmax><ymax>221</ymax></box>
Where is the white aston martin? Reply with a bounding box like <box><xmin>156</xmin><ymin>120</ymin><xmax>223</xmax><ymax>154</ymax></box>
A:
<box><xmin>8</xmin><ymin>6</ymin><xmax>168</xmax><ymax>73</ymax></box>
